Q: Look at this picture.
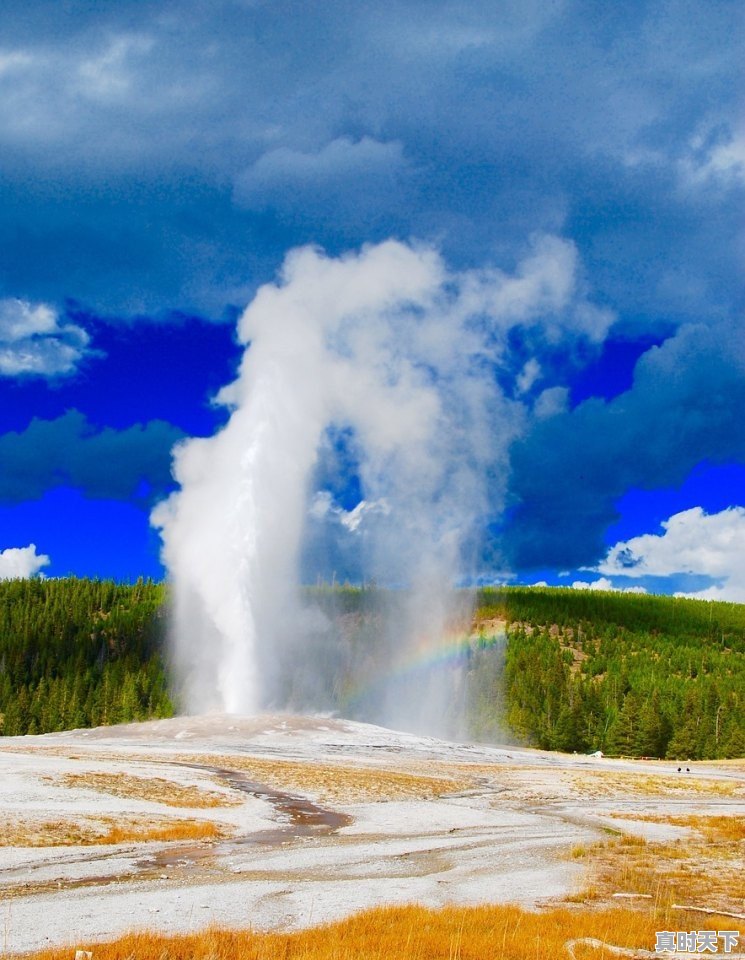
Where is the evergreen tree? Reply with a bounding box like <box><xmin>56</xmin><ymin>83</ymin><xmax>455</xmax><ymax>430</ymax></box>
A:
<box><xmin>0</xmin><ymin>578</ymin><xmax>172</xmax><ymax>737</ymax></box>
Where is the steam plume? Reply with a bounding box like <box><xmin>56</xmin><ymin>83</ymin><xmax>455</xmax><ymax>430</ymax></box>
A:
<box><xmin>153</xmin><ymin>236</ymin><xmax>606</xmax><ymax>731</ymax></box>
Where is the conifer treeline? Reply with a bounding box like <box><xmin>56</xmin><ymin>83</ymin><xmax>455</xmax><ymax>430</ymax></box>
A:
<box><xmin>1</xmin><ymin>578</ymin><xmax>743</xmax><ymax>759</ymax></box>
<box><xmin>0</xmin><ymin>577</ymin><xmax>173</xmax><ymax>735</ymax></box>
<box><xmin>479</xmin><ymin>587</ymin><xmax>745</xmax><ymax>759</ymax></box>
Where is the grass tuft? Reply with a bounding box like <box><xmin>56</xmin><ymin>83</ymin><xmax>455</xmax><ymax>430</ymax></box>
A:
<box><xmin>162</xmin><ymin>752</ymin><xmax>477</xmax><ymax>802</ymax></box>
<box><xmin>574</xmin><ymin>813</ymin><xmax>744</xmax><ymax>916</ymax></box>
<box><xmin>0</xmin><ymin>815</ymin><xmax>227</xmax><ymax>847</ymax></box>
<box><xmin>60</xmin><ymin>771</ymin><xmax>242</xmax><ymax>808</ymax></box>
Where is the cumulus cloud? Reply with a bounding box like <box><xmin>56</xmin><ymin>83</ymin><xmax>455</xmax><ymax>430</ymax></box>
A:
<box><xmin>0</xmin><ymin>1</ymin><xmax>740</xmax><ymax>319</ymax></box>
<box><xmin>678</xmin><ymin>124</ymin><xmax>745</xmax><ymax>189</ymax></box>
<box><xmin>233</xmin><ymin>137</ymin><xmax>408</xmax><ymax>222</ymax></box>
<box><xmin>0</xmin><ymin>298</ymin><xmax>91</xmax><ymax>377</ymax></box>
<box><xmin>0</xmin><ymin>543</ymin><xmax>49</xmax><ymax>579</ymax></box>
<box><xmin>533</xmin><ymin>385</ymin><xmax>569</xmax><ymax>419</ymax></box>
<box><xmin>597</xmin><ymin>506</ymin><xmax>745</xmax><ymax>602</ymax></box>
<box><xmin>516</xmin><ymin>358</ymin><xmax>541</xmax><ymax>394</ymax></box>
<box><xmin>235</xmin><ymin>137</ymin><xmax>405</xmax><ymax>201</ymax></box>
<box><xmin>457</xmin><ymin>235</ymin><xmax>615</xmax><ymax>343</ymax></box>
<box><xmin>504</xmin><ymin>318</ymin><xmax>745</xmax><ymax>569</ymax></box>
<box><xmin>0</xmin><ymin>32</ymin><xmax>164</xmax><ymax>151</ymax></box>
<box><xmin>571</xmin><ymin>576</ymin><xmax>646</xmax><ymax>594</ymax></box>
<box><xmin>75</xmin><ymin>34</ymin><xmax>154</xmax><ymax>103</ymax></box>
<box><xmin>0</xmin><ymin>410</ymin><xmax>183</xmax><ymax>503</ymax></box>
<box><xmin>308</xmin><ymin>491</ymin><xmax>391</xmax><ymax>533</ymax></box>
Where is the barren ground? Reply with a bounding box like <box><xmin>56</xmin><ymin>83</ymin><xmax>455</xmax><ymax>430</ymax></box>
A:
<box><xmin>1</xmin><ymin>714</ymin><xmax>743</xmax><ymax>955</ymax></box>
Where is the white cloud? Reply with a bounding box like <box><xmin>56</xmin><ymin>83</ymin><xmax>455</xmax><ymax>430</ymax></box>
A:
<box><xmin>0</xmin><ymin>298</ymin><xmax>91</xmax><ymax>377</ymax></box>
<box><xmin>75</xmin><ymin>34</ymin><xmax>154</xmax><ymax>102</ymax></box>
<box><xmin>622</xmin><ymin>115</ymin><xmax>745</xmax><ymax>199</ymax></box>
<box><xmin>0</xmin><ymin>33</ymin><xmax>223</xmax><ymax>177</ymax></box>
<box><xmin>679</xmin><ymin>125</ymin><xmax>745</xmax><ymax>188</ymax></box>
<box><xmin>309</xmin><ymin>491</ymin><xmax>391</xmax><ymax>533</ymax></box>
<box><xmin>534</xmin><ymin>385</ymin><xmax>568</xmax><ymax>419</ymax></box>
<box><xmin>516</xmin><ymin>358</ymin><xmax>541</xmax><ymax>394</ymax></box>
<box><xmin>234</xmin><ymin>136</ymin><xmax>406</xmax><ymax>209</ymax></box>
<box><xmin>597</xmin><ymin>506</ymin><xmax>745</xmax><ymax>603</ymax></box>
<box><xmin>0</xmin><ymin>50</ymin><xmax>34</xmax><ymax>76</ymax></box>
<box><xmin>457</xmin><ymin>235</ymin><xmax>616</xmax><ymax>343</ymax></box>
<box><xmin>571</xmin><ymin>576</ymin><xmax>646</xmax><ymax>594</ymax></box>
<box><xmin>0</xmin><ymin>544</ymin><xmax>50</xmax><ymax>580</ymax></box>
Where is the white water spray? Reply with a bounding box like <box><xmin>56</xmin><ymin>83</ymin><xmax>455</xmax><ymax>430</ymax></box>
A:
<box><xmin>153</xmin><ymin>236</ymin><xmax>611</xmax><ymax>730</ymax></box>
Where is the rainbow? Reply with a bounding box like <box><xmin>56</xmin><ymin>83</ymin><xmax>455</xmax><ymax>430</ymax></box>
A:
<box><xmin>339</xmin><ymin>624</ymin><xmax>505</xmax><ymax>712</ymax></box>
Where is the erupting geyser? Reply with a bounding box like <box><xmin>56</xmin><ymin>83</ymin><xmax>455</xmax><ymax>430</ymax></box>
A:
<box><xmin>152</xmin><ymin>236</ymin><xmax>608</xmax><ymax>733</ymax></box>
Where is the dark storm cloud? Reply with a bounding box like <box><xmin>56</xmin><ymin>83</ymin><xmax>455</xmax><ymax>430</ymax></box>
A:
<box><xmin>0</xmin><ymin>410</ymin><xmax>183</xmax><ymax>504</ymax></box>
<box><xmin>1</xmin><ymin>0</ymin><xmax>743</xmax><ymax>579</ymax></box>
<box><xmin>0</xmin><ymin>0</ymin><xmax>741</xmax><ymax>320</ymax></box>
<box><xmin>503</xmin><ymin>319</ymin><xmax>745</xmax><ymax>569</ymax></box>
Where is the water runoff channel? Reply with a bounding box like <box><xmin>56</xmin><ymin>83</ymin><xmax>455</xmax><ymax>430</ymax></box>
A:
<box><xmin>137</xmin><ymin>762</ymin><xmax>353</xmax><ymax>872</ymax></box>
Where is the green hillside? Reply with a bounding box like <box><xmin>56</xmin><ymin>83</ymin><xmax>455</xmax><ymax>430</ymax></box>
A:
<box><xmin>478</xmin><ymin>586</ymin><xmax>745</xmax><ymax>759</ymax></box>
<box><xmin>0</xmin><ymin>577</ymin><xmax>172</xmax><ymax>735</ymax></box>
<box><xmin>0</xmin><ymin>578</ymin><xmax>742</xmax><ymax>759</ymax></box>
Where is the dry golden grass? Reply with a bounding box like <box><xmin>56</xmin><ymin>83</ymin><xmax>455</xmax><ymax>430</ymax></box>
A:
<box><xmin>23</xmin><ymin>746</ymin><xmax>478</xmax><ymax>802</ymax></box>
<box><xmin>610</xmin><ymin>812</ymin><xmax>745</xmax><ymax>843</ymax></box>
<box><xmin>171</xmin><ymin>752</ymin><xmax>477</xmax><ymax>802</ymax></box>
<box><xmin>59</xmin><ymin>771</ymin><xmax>241</xmax><ymax>808</ymax></box>
<box><xmin>714</xmin><ymin>758</ymin><xmax>745</xmax><ymax>768</ymax></box>
<box><xmin>21</xmin><ymin>902</ymin><xmax>741</xmax><ymax>960</ymax></box>
<box><xmin>572</xmin><ymin>817</ymin><xmax>744</xmax><ymax>916</ymax></box>
<box><xmin>394</xmin><ymin>760</ymin><xmax>745</xmax><ymax>806</ymax></box>
<box><xmin>0</xmin><ymin>814</ymin><xmax>227</xmax><ymax>847</ymax></box>
<box><xmin>101</xmin><ymin>818</ymin><xmax>226</xmax><ymax>845</ymax></box>
<box><xmin>568</xmin><ymin>770</ymin><xmax>741</xmax><ymax>799</ymax></box>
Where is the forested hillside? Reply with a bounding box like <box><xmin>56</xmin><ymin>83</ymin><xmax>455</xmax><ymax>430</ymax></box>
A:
<box><xmin>1</xmin><ymin>578</ymin><xmax>743</xmax><ymax>759</ymax></box>
<box><xmin>478</xmin><ymin>587</ymin><xmax>745</xmax><ymax>759</ymax></box>
<box><xmin>0</xmin><ymin>578</ymin><xmax>172</xmax><ymax>736</ymax></box>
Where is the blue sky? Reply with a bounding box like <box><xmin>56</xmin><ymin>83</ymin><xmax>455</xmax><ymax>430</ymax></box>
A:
<box><xmin>0</xmin><ymin>0</ymin><xmax>743</xmax><ymax>599</ymax></box>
